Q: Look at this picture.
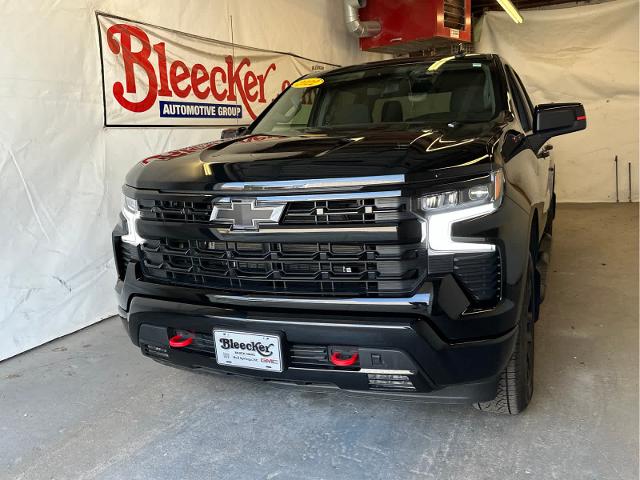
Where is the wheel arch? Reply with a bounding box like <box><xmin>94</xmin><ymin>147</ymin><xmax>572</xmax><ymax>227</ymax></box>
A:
<box><xmin>529</xmin><ymin>208</ymin><xmax>541</xmax><ymax>320</ymax></box>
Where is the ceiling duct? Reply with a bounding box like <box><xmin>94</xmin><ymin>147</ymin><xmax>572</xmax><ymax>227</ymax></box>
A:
<box><xmin>344</xmin><ymin>0</ymin><xmax>381</xmax><ymax>38</ymax></box>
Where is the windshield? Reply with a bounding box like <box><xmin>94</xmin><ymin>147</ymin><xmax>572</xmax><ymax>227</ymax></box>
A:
<box><xmin>251</xmin><ymin>58</ymin><xmax>502</xmax><ymax>135</ymax></box>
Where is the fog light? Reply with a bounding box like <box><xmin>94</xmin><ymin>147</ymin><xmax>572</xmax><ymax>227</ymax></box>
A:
<box><xmin>367</xmin><ymin>374</ymin><xmax>415</xmax><ymax>390</ymax></box>
<box><xmin>142</xmin><ymin>343</ymin><xmax>169</xmax><ymax>359</ymax></box>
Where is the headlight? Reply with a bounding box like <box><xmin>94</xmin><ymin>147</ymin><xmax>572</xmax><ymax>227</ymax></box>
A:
<box><xmin>418</xmin><ymin>170</ymin><xmax>503</xmax><ymax>212</ymax></box>
<box><xmin>121</xmin><ymin>194</ymin><xmax>144</xmax><ymax>246</ymax></box>
<box><xmin>416</xmin><ymin>170</ymin><xmax>504</xmax><ymax>254</ymax></box>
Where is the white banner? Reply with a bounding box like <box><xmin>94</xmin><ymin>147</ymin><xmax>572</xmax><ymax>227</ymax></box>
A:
<box><xmin>97</xmin><ymin>13</ymin><xmax>337</xmax><ymax>127</ymax></box>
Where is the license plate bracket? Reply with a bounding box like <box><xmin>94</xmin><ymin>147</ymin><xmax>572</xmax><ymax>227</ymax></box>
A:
<box><xmin>213</xmin><ymin>329</ymin><xmax>283</xmax><ymax>373</ymax></box>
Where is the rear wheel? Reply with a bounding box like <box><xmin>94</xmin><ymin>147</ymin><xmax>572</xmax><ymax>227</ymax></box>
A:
<box><xmin>474</xmin><ymin>254</ymin><xmax>535</xmax><ymax>415</ymax></box>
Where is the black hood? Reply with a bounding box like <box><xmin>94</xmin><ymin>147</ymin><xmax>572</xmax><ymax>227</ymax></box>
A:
<box><xmin>126</xmin><ymin>122</ymin><xmax>504</xmax><ymax>191</ymax></box>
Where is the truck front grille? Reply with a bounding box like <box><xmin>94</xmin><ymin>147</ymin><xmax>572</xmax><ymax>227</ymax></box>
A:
<box><xmin>120</xmin><ymin>190</ymin><xmax>502</xmax><ymax>304</ymax></box>
<box><xmin>139</xmin><ymin>239</ymin><xmax>426</xmax><ymax>297</ymax></box>
<box><xmin>139</xmin><ymin>199</ymin><xmax>212</xmax><ymax>223</ymax></box>
<box><xmin>138</xmin><ymin>197</ymin><xmax>410</xmax><ymax>226</ymax></box>
<box><xmin>282</xmin><ymin>197</ymin><xmax>411</xmax><ymax>225</ymax></box>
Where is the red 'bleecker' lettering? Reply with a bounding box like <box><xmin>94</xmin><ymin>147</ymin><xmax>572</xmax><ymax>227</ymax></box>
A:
<box><xmin>224</xmin><ymin>56</ymin><xmax>277</xmax><ymax>118</ymax></box>
<box><xmin>191</xmin><ymin>64</ymin><xmax>210</xmax><ymax>99</ymax></box>
<box><xmin>210</xmin><ymin>66</ymin><xmax>227</xmax><ymax>101</ymax></box>
<box><xmin>107</xmin><ymin>24</ymin><xmax>158</xmax><ymax>112</ymax></box>
<box><xmin>169</xmin><ymin>60</ymin><xmax>191</xmax><ymax>98</ymax></box>
<box><xmin>153</xmin><ymin>42</ymin><xmax>173</xmax><ymax>97</ymax></box>
<box><xmin>225</xmin><ymin>56</ymin><xmax>258</xmax><ymax>118</ymax></box>
<box><xmin>259</xmin><ymin>64</ymin><xmax>277</xmax><ymax>102</ymax></box>
<box><xmin>141</xmin><ymin>141</ymin><xmax>221</xmax><ymax>164</ymax></box>
<box><xmin>238</xmin><ymin>135</ymin><xmax>282</xmax><ymax>143</ymax></box>
<box><xmin>106</xmin><ymin>23</ymin><xmax>278</xmax><ymax>119</ymax></box>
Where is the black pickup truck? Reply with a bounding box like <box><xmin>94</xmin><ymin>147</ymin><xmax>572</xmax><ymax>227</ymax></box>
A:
<box><xmin>113</xmin><ymin>54</ymin><xmax>585</xmax><ymax>414</ymax></box>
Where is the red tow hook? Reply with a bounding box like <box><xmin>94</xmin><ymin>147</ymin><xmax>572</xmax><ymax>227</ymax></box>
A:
<box><xmin>169</xmin><ymin>331</ymin><xmax>194</xmax><ymax>348</ymax></box>
<box><xmin>330</xmin><ymin>351</ymin><xmax>359</xmax><ymax>367</ymax></box>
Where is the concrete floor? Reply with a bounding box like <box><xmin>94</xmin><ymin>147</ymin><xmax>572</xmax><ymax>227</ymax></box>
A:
<box><xmin>1</xmin><ymin>204</ymin><xmax>637</xmax><ymax>480</ymax></box>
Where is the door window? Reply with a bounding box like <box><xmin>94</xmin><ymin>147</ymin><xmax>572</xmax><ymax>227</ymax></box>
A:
<box><xmin>505</xmin><ymin>66</ymin><xmax>532</xmax><ymax>132</ymax></box>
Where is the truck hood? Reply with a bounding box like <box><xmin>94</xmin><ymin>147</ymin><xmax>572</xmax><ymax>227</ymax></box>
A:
<box><xmin>126</xmin><ymin>123</ymin><xmax>503</xmax><ymax>191</ymax></box>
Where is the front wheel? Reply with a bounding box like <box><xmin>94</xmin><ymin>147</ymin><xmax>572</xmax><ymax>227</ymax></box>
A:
<box><xmin>474</xmin><ymin>254</ymin><xmax>535</xmax><ymax>415</ymax></box>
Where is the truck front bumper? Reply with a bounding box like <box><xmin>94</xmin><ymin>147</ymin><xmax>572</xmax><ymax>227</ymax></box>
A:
<box><xmin>119</xmin><ymin>287</ymin><xmax>518</xmax><ymax>403</ymax></box>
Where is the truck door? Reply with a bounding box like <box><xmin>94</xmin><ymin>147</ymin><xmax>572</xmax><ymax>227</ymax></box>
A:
<box><xmin>512</xmin><ymin>68</ymin><xmax>554</xmax><ymax>218</ymax></box>
<box><xmin>505</xmin><ymin>65</ymin><xmax>552</xmax><ymax>227</ymax></box>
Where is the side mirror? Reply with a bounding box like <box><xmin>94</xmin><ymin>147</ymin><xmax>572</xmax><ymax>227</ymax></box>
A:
<box><xmin>530</xmin><ymin>103</ymin><xmax>586</xmax><ymax>152</ymax></box>
<box><xmin>220</xmin><ymin>126</ymin><xmax>248</xmax><ymax>140</ymax></box>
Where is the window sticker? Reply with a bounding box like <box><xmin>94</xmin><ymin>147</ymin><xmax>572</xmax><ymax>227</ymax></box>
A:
<box><xmin>292</xmin><ymin>77</ymin><xmax>325</xmax><ymax>88</ymax></box>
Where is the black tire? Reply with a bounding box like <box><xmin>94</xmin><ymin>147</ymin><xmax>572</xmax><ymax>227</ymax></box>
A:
<box><xmin>474</xmin><ymin>254</ymin><xmax>535</xmax><ymax>415</ymax></box>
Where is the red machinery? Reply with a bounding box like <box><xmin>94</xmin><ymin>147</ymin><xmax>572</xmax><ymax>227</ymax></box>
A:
<box><xmin>357</xmin><ymin>0</ymin><xmax>472</xmax><ymax>54</ymax></box>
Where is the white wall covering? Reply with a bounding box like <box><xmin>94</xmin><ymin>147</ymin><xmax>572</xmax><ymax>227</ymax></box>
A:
<box><xmin>0</xmin><ymin>0</ymin><xmax>385</xmax><ymax>360</ymax></box>
<box><xmin>475</xmin><ymin>0</ymin><xmax>639</xmax><ymax>202</ymax></box>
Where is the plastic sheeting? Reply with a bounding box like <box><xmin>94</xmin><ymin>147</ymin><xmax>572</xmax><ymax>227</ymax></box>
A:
<box><xmin>475</xmin><ymin>0</ymin><xmax>639</xmax><ymax>203</ymax></box>
<box><xmin>0</xmin><ymin>0</ymin><xmax>385</xmax><ymax>361</ymax></box>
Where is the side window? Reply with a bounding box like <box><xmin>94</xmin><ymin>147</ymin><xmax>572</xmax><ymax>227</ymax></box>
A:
<box><xmin>505</xmin><ymin>66</ymin><xmax>532</xmax><ymax>132</ymax></box>
<box><xmin>512</xmin><ymin>70</ymin><xmax>535</xmax><ymax>115</ymax></box>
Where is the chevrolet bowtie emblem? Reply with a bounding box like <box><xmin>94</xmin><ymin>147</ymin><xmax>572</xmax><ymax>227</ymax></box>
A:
<box><xmin>209</xmin><ymin>198</ymin><xmax>285</xmax><ymax>231</ymax></box>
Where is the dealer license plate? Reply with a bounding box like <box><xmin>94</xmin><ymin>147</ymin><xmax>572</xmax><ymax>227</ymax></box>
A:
<box><xmin>213</xmin><ymin>329</ymin><xmax>283</xmax><ymax>373</ymax></box>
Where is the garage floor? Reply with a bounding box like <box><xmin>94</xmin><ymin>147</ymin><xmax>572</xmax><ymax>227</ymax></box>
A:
<box><xmin>1</xmin><ymin>204</ymin><xmax>637</xmax><ymax>480</ymax></box>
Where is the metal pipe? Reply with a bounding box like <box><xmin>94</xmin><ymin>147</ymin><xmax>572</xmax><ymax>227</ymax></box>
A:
<box><xmin>628</xmin><ymin>162</ymin><xmax>632</xmax><ymax>202</ymax></box>
<box><xmin>615</xmin><ymin>155</ymin><xmax>619</xmax><ymax>202</ymax></box>
<box><xmin>344</xmin><ymin>0</ymin><xmax>381</xmax><ymax>38</ymax></box>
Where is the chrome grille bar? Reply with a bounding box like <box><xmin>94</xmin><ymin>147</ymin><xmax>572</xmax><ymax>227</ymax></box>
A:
<box><xmin>214</xmin><ymin>175</ymin><xmax>406</xmax><ymax>192</ymax></box>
